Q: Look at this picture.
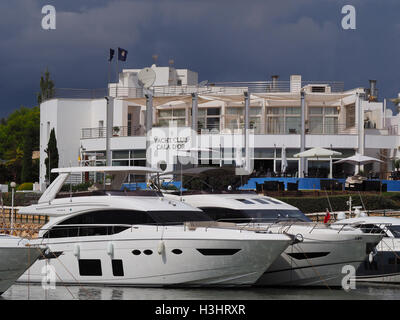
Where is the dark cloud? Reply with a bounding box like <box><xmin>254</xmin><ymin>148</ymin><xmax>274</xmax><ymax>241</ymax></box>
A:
<box><xmin>0</xmin><ymin>0</ymin><xmax>399</xmax><ymax>117</ymax></box>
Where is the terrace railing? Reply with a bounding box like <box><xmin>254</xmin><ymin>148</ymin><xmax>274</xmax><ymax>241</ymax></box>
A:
<box><xmin>81</xmin><ymin>125</ymin><xmax>144</xmax><ymax>139</ymax></box>
<box><xmin>43</xmin><ymin>80</ymin><xmax>345</xmax><ymax>102</ymax></box>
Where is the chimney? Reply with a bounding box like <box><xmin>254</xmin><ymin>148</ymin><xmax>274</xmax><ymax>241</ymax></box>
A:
<box><xmin>369</xmin><ymin>79</ymin><xmax>377</xmax><ymax>101</ymax></box>
<box><xmin>271</xmin><ymin>75</ymin><xmax>279</xmax><ymax>91</ymax></box>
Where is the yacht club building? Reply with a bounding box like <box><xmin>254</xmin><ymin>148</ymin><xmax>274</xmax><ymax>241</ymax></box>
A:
<box><xmin>39</xmin><ymin>64</ymin><xmax>400</xmax><ymax>189</ymax></box>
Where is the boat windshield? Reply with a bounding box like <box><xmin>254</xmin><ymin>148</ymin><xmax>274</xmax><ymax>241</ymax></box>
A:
<box><xmin>387</xmin><ymin>225</ymin><xmax>400</xmax><ymax>238</ymax></box>
<box><xmin>200</xmin><ymin>207</ymin><xmax>311</xmax><ymax>223</ymax></box>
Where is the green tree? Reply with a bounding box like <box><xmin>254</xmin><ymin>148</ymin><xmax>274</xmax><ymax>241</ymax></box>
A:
<box><xmin>0</xmin><ymin>106</ymin><xmax>40</xmax><ymax>183</ymax></box>
<box><xmin>44</xmin><ymin>128</ymin><xmax>59</xmax><ymax>184</ymax></box>
<box><xmin>37</xmin><ymin>68</ymin><xmax>55</xmax><ymax>104</ymax></box>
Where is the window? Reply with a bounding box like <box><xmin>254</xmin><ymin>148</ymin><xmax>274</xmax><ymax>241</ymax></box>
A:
<box><xmin>200</xmin><ymin>207</ymin><xmax>310</xmax><ymax>223</ymax></box>
<box><xmin>198</xmin><ymin>108</ymin><xmax>221</xmax><ymax>132</ymax></box>
<box><xmin>345</xmin><ymin>104</ymin><xmax>355</xmax><ymax>128</ymax></box>
<box><xmin>43</xmin><ymin>209</ymin><xmax>213</xmax><ymax>238</ymax></box>
<box><xmin>197</xmin><ymin>249</ymin><xmax>241</xmax><ymax>256</ymax></box>
<box><xmin>387</xmin><ymin>226</ymin><xmax>400</xmax><ymax>238</ymax></box>
<box><xmin>236</xmin><ymin>199</ymin><xmax>254</xmax><ymax>204</ymax></box>
<box><xmin>157</xmin><ymin>108</ymin><xmax>186</xmax><ymax>127</ymax></box>
<box><xmin>309</xmin><ymin>107</ymin><xmax>339</xmax><ymax>134</ymax></box>
<box><xmin>266</xmin><ymin>107</ymin><xmax>300</xmax><ymax>134</ymax></box>
<box><xmin>112</xmin><ymin>260</ymin><xmax>124</xmax><ymax>276</ymax></box>
<box><xmin>79</xmin><ymin>259</ymin><xmax>102</xmax><ymax>276</ymax></box>
<box><xmin>172</xmin><ymin>249</ymin><xmax>183</xmax><ymax>255</ymax></box>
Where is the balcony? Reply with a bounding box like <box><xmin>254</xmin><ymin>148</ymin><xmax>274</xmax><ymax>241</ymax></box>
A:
<box><xmin>81</xmin><ymin>126</ymin><xmax>144</xmax><ymax>139</ymax></box>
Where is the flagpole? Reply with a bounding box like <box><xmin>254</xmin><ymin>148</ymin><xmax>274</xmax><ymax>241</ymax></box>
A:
<box><xmin>116</xmin><ymin>49</ymin><xmax>119</xmax><ymax>96</ymax></box>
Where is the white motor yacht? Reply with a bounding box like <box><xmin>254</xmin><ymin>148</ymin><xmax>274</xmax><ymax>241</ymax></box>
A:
<box><xmin>17</xmin><ymin>166</ymin><xmax>292</xmax><ymax>287</ymax></box>
<box><xmin>165</xmin><ymin>192</ymin><xmax>384</xmax><ymax>287</ymax></box>
<box><xmin>0</xmin><ymin>234</ymin><xmax>42</xmax><ymax>295</ymax></box>
<box><xmin>333</xmin><ymin>215</ymin><xmax>400</xmax><ymax>283</ymax></box>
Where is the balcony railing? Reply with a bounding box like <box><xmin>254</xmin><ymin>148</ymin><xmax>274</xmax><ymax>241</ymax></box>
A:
<box><xmin>44</xmin><ymin>80</ymin><xmax>345</xmax><ymax>102</ymax></box>
<box><xmin>82</xmin><ymin>122</ymin><xmax>393</xmax><ymax>139</ymax></box>
<box><xmin>81</xmin><ymin>126</ymin><xmax>144</xmax><ymax>139</ymax></box>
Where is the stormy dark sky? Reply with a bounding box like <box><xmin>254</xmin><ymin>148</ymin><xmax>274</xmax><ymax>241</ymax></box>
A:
<box><xmin>1</xmin><ymin>0</ymin><xmax>399</xmax><ymax>117</ymax></box>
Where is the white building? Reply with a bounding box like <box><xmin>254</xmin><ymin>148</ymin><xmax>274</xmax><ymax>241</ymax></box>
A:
<box><xmin>39</xmin><ymin>64</ymin><xmax>400</xmax><ymax>189</ymax></box>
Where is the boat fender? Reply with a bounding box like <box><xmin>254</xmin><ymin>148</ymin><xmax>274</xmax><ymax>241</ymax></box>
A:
<box><xmin>107</xmin><ymin>242</ymin><xmax>114</xmax><ymax>258</ymax></box>
<box><xmin>369</xmin><ymin>247</ymin><xmax>377</xmax><ymax>263</ymax></box>
<box><xmin>158</xmin><ymin>241</ymin><xmax>165</xmax><ymax>255</ymax></box>
<box><xmin>73</xmin><ymin>244</ymin><xmax>80</xmax><ymax>259</ymax></box>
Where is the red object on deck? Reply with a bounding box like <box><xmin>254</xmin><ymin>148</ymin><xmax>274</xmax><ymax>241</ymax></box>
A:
<box><xmin>323</xmin><ymin>209</ymin><xmax>331</xmax><ymax>224</ymax></box>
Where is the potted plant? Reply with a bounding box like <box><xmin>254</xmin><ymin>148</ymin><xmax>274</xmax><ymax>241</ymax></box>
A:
<box><xmin>113</xmin><ymin>126</ymin><xmax>120</xmax><ymax>136</ymax></box>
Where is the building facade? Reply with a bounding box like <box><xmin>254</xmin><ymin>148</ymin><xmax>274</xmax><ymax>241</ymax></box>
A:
<box><xmin>39</xmin><ymin>64</ymin><xmax>400</xmax><ymax>189</ymax></box>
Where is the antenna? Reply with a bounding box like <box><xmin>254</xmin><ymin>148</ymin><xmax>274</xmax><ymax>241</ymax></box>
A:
<box><xmin>138</xmin><ymin>67</ymin><xmax>156</xmax><ymax>89</ymax></box>
<box><xmin>168</xmin><ymin>59</ymin><xmax>174</xmax><ymax>67</ymax></box>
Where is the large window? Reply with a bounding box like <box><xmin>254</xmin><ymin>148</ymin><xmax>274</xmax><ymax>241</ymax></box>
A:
<box><xmin>308</xmin><ymin>107</ymin><xmax>339</xmax><ymax>134</ymax></box>
<box><xmin>225</xmin><ymin>107</ymin><xmax>262</xmax><ymax>133</ymax></box>
<box><xmin>266</xmin><ymin>107</ymin><xmax>300</xmax><ymax>134</ymax></box>
<box><xmin>157</xmin><ymin>108</ymin><xmax>186</xmax><ymax>127</ymax></box>
<box><xmin>198</xmin><ymin>108</ymin><xmax>220</xmax><ymax>132</ymax></box>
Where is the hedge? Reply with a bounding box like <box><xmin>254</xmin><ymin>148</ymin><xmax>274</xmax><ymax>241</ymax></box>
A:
<box><xmin>276</xmin><ymin>194</ymin><xmax>400</xmax><ymax>213</ymax></box>
<box><xmin>17</xmin><ymin>182</ymin><xmax>33</xmax><ymax>191</ymax></box>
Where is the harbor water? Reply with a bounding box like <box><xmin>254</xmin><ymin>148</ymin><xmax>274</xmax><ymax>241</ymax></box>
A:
<box><xmin>3</xmin><ymin>283</ymin><xmax>400</xmax><ymax>300</ymax></box>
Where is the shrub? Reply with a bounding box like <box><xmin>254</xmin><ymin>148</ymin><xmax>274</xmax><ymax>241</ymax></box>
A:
<box><xmin>17</xmin><ymin>182</ymin><xmax>33</xmax><ymax>191</ymax></box>
<box><xmin>60</xmin><ymin>182</ymin><xmax>93</xmax><ymax>192</ymax></box>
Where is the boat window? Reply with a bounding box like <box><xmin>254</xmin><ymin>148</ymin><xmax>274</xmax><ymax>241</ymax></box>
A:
<box><xmin>355</xmin><ymin>224</ymin><xmax>386</xmax><ymax>235</ymax></box>
<box><xmin>387</xmin><ymin>226</ymin><xmax>400</xmax><ymax>238</ymax></box>
<box><xmin>79</xmin><ymin>259</ymin><xmax>102</xmax><ymax>276</ymax></box>
<box><xmin>264</xmin><ymin>198</ymin><xmax>281</xmax><ymax>204</ymax></box>
<box><xmin>58</xmin><ymin>210</ymin><xmax>155</xmax><ymax>225</ymax></box>
<box><xmin>252</xmin><ymin>199</ymin><xmax>270</xmax><ymax>204</ymax></box>
<box><xmin>236</xmin><ymin>199</ymin><xmax>254</xmax><ymax>204</ymax></box>
<box><xmin>43</xmin><ymin>225</ymin><xmax>131</xmax><ymax>239</ymax></box>
<box><xmin>146</xmin><ymin>210</ymin><xmax>212</xmax><ymax>224</ymax></box>
<box><xmin>112</xmin><ymin>260</ymin><xmax>124</xmax><ymax>277</ymax></box>
<box><xmin>43</xmin><ymin>209</ymin><xmax>213</xmax><ymax>238</ymax></box>
<box><xmin>199</xmin><ymin>207</ymin><xmax>311</xmax><ymax>223</ymax></box>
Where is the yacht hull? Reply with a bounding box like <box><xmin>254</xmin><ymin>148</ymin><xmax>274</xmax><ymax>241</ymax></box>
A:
<box><xmin>355</xmin><ymin>238</ymin><xmax>400</xmax><ymax>283</ymax></box>
<box><xmin>255</xmin><ymin>225</ymin><xmax>382</xmax><ymax>287</ymax></box>
<box><xmin>0</xmin><ymin>246</ymin><xmax>42</xmax><ymax>294</ymax></box>
<box><xmin>19</xmin><ymin>228</ymin><xmax>290</xmax><ymax>287</ymax></box>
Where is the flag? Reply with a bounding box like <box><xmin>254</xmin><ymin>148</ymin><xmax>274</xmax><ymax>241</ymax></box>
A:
<box><xmin>108</xmin><ymin>48</ymin><xmax>115</xmax><ymax>62</ymax></box>
<box><xmin>118</xmin><ymin>47</ymin><xmax>128</xmax><ymax>61</ymax></box>
<box><xmin>323</xmin><ymin>209</ymin><xmax>331</xmax><ymax>224</ymax></box>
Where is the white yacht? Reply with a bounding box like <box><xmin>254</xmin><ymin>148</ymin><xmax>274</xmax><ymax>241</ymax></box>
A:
<box><xmin>0</xmin><ymin>234</ymin><xmax>42</xmax><ymax>295</ymax></box>
<box><xmin>17</xmin><ymin>167</ymin><xmax>292</xmax><ymax>287</ymax></box>
<box><xmin>165</xmin><ymin>192</ymin><xmax>384</xmax><ymax>287</ymax></box>
<box><xmin>333</xmin><ymin>215</ymin><xmax>400</xmax><ymax>283</ymax></box>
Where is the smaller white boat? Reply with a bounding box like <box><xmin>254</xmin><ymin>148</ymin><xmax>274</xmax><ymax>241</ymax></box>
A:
<box><xmin>0</xmin><ymin>234</ymin><xmax>43</xmax><ymax>295</ymax></box>
<box><xmin>334</xmin><ymin>216</ymin><xmax>400</xmax><ymax>283</ymax></box>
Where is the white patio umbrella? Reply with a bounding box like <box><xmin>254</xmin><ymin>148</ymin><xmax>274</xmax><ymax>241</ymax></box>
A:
<box><xmin>294</xmin><ymin>147</ymin><xmax>342</xmax><ymax>179</ymax></box>
<box><xmin>334</xmin><ymin>153</ymin><xmax>383</xmax><ymax>175</ymax></box>
<box><xmin>281</xmin><ymin>146</ymin><xmax>288</xmax><ymax>174</ymax></box>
